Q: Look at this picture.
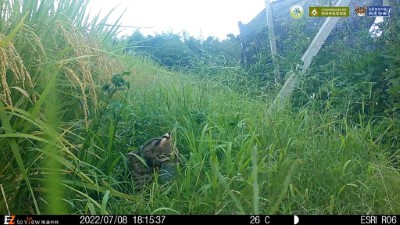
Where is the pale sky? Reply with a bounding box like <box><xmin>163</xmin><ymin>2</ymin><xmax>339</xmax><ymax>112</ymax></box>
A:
<box><xmin>87</xmin><ymin>0</ymin><xmax>265</xmax><ymax>40</ymax></box>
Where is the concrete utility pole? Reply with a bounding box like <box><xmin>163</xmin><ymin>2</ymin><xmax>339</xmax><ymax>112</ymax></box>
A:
<box><xmin>301</xmin><ymin>0</ymin><xmax>350</xmax><ymax>70</ymax></box>
<box><xmin>264</xmin><ymin>0</ymin><xmax>280</xmax><ymax>78</ymax></box>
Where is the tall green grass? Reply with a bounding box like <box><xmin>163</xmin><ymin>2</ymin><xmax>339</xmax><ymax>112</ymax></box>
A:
<box><xmin>107</xmin><ymin>69</ymin><xmax>400</xmax><ymax>214</ymax></box>
<box><xmin>1</xmin><ymin>0</ymin><xmax>399</xmax><ymax>215</ymax></box>
<box><xmin>0</xmin><ymin>0</ymin><xmax>130</xmax><ymax>214</ymax></box>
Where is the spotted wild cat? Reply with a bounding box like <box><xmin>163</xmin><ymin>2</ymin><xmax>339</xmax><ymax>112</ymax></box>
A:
<box><xmin>127</xmin><ymin>132</ymin><xmax>179</xmax><ymax>189</ymax></box>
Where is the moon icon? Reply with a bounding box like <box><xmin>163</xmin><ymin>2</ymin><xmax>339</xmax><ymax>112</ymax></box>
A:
<box><xmin>294</xmin><ymin>215</ymin><xmax>299</xmax><ymax>224</ymax></box>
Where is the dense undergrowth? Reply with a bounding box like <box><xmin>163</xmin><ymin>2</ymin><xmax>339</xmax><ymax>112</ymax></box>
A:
<box><xmin>0</xmin><ymin>0</ymin><xmax>399</xmax><ymax>215</ymax></box>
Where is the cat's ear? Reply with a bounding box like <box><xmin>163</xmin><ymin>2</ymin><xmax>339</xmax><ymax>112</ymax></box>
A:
<box><xmin>158</xmin><ymin>133</ymin><xmax>170</xmax><ymax>148</ymax></box>
<box><xmin>162</xmin><ymin>133</ymin><xmax>170</xmax><ymax>139</ymax></box>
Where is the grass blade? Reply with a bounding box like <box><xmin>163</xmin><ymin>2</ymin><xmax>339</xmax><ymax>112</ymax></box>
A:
<box><xmin>0</xmin><ymin>101</ymin><xmax>40</xmax><ymax>214</ymax></box>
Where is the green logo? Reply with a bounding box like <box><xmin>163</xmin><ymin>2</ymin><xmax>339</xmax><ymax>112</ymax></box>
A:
<box><xmin>309</xmin><ymin>7</ymin><xmax>350</xmax><ymax>17</ymax></box>
<box><xmin>290</xmin><ymin>4</ymin><xmax>304</xmax><ymax>19</ymax></box>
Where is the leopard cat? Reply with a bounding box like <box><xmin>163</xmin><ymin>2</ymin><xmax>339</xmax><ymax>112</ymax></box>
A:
<box><xmin>127</xmin><ymin>132</ymin><xmax>180</xmax><ymax>190</ymax></box>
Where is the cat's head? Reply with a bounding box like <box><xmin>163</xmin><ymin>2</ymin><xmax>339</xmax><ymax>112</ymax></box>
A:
<box><xmin>153</xmin><ymin>132</ymin><xmax>172</xmax><ymax>153</ymax></box>
<box><xmin>140</xmin><ymin>132</ymin><xmax>175</xmax><ymax>156</ymax></box>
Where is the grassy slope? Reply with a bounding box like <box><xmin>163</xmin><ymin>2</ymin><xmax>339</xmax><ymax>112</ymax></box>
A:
<box><xmin>0</xmin><ymin>0</ymin><xmax>399</xmax><ymax>215</ymax></box>
<box><xmin>107</xmin><ymin>63</ymin><xmax>400</xmax><ymax>214</ymax></box>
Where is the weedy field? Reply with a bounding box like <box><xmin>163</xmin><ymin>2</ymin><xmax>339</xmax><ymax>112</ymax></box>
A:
<box><xmin>0</xmin><ymin>0</ymin><xmax>399</xmax><ymax>215</ymax></box>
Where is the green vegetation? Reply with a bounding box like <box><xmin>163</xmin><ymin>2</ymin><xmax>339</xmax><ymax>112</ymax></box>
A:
<box><xmin>0</xmin><ymin>0</ymin><xmax>399</xmax><ymax>215</ymax></box>
<box><xmin>123</xmin><ymin>31</ymin><xmax>242</xmax><ymax>75</ymax></box>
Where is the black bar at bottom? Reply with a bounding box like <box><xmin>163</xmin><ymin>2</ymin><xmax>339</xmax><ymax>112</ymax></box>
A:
<box><xmin>2</xmin><ymin>215</ymin><xmax>398</xmax><ymax>225</ymax></box>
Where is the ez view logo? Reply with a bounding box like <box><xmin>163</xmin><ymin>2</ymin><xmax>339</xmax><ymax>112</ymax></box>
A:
<box><xmin>3</xmin><ymin>215</ymin><xmax>15</xmax><ymax>225</ymax></box>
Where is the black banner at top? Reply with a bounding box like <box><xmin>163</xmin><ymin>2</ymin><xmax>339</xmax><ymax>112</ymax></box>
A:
<box><xmin>2</xmin><ymin>215</ymin><xmax>399</xmax><ymax>225</ymax></box>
